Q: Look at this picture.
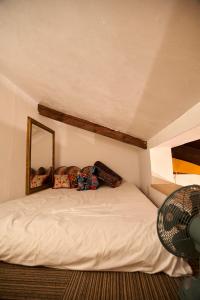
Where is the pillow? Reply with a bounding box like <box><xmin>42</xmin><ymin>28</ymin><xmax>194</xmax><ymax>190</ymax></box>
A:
<box><xmin>53</xmin><ymin>175</ymin><xmax>70</xmax><ymax>189</ymax></box>
<box><xmin>81</xmin><ymin>166</ymin><xmax>97</xmax><ymax>177</ymax></box>
<box><xmin>36</xmin><ymin>167</ymin><xmax>46</xmax><ymax>175</ymax></box>
<box><xmin>54</xmin><ymin>166</ymin><xmax>67</xmax><ymax>175</ymax></box>
<box><xmin>30</xmin><ymin>168</ymin><xmax>36</xmax><ymax>181</ymax></box>
<box><xmin>77</xmin><ymin>166</ymin><xmax>99</xmax><ymax>191</ymax></box>
<box><xmin>31</xmin><ymin>175</ymin><xmax>48</xmax><ymax>188</ymax></box>
<box><xmin>94</xmin><ymin>161</ymin><xmax>122</xmax><ymax>188</ymax></box>
<box><xmin>66</xmin><ymin>166</ymin><xmax>81</xmax><ymax>188</ymax></box>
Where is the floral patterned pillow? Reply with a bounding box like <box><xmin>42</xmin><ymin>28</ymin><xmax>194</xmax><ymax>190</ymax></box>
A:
<box><xmin>53</xmin><ymin>175</ymin><xmax>70</xmax><ymax>189</ymax></box>
<box><xmin>66</xmin><ymin>166</ymin><xmax>81</xmax><ymax>188</ymax></box>
<box><xmin>77</xmin><ymin>166</ymin><xmax>99</xmax><ymax>191</ymax></box>
<box><xmin>31</xmin><ymin>175</ymin><xmax>48</xmax><ymax>188</ymax></box>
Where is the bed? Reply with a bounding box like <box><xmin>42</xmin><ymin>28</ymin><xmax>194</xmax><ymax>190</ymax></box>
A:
<box><xmin>0</xmin><ymin>182</ymin><xmax>192</xmax><ymax>276</ymax></box>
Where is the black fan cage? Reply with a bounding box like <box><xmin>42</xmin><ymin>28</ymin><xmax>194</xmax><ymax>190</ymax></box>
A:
<box><xmin>157</xmin><ymin>185</ymin><xmax>200</xmax><ymax>259</ymax></box>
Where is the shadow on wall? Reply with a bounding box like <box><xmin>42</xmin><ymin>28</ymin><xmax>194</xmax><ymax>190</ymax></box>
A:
<box><xmin>55</xmin><ymin>124</ymin><xmax>142</xmax><ymax>186</ymax></box>
<box><xmin>128</xmin><ymin>0</ymin><xmax>200</xmax><ymax>139</ymax></box>
<box><xmin>0</xmin><ymin>120</ymin><xmax>26</xmax><ymax>203</ymax></box>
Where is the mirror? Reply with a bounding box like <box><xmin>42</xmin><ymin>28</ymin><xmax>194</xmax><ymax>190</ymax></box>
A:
<box><xmin>26</xmin><ymin>117</ymin><xmax>55</xmax><ymax>195</ymax></box>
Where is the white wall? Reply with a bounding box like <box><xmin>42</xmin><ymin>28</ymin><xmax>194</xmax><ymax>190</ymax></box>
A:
<box><xmin>31</xmin><ymin>128</ymin><xmax>53</xmax><ymax>169</ymax></box>
<box><xmin>175</xmin><ymin>174</ymin><xmax>200</xmax><ymax>186</ymax></box>
<box><xmin>54</xmin><ymin>122</ymin><xmax>142</xmax><ymax>187</ymax></box>
<box><xmin>139</xmin><ymin>149</ymin><xmax>152</xmax><ymax>196</ymax></box>
<box><xmin>0</xmin><ymin>75</ymin><xmax>36</xmax><ymax>202</ymax></box>
<box><xmin>150</xmin><ymin>147</ymin><xmax>174</xmax><ymax>183</ymax></box>
<box><xmin>0</xmin><ymin>75</ymin><xmax>60</xmax><ymax>203</ymax></box>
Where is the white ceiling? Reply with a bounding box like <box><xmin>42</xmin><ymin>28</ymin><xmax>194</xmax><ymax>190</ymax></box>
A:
<box><xmin>0</xmin><ymin>0</ymin><xmax>200</xmax><ymax>140</ymax></box>
<box><xmin>158</xmin><ymin>126</ymin><xmax>200</xmax><ymax>149</ymax></box>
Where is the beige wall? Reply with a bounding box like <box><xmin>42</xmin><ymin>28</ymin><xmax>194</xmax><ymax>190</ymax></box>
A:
<box><xmin>175</xmin><ymin>174</ymin><xmax>200</xmax><ymax>186</ymax></box>
<box><xmin>55</xmin><ymin>122</ymin><xmax>142</xmax><ymax>187</ymax></box>
<box><xmin>0</xmin><ymin>75</ymin><xmax>59</xmax><ymax>202</ymax></box>
<box><xmin>0</xmin><ymin>75</ymin><xmax>142</xmax><ymax>203</ymax></box>
<box><xmin>31</xmin><ymin>127</ymin><xmax>53</xmax><ymax>170</ymax></box>
<box><xmin>139</xmin><ymin>149</ymin><xmax>152</xmax><ymax>196</ymax></box>
<box><xmin>150</xmin><ymin>147</ymin><xmax>174</xmax><ymax>183</ymax></box>
<box><xmin>0</xmin><ymin>75</ymin><xmax>37</xmax><ymax>202</ymax></box>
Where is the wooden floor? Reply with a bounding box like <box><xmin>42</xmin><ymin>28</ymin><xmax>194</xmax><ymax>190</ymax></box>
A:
<box><xmin>0</xmin><ymin>261</ymin><xmax>182</xmax><ymax>300</ymax></box>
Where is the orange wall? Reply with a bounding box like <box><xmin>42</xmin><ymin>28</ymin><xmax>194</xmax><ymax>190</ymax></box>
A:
<box><xmin>172</xmin><ymin>158</ymin><xmax>200</xmax><ymax>175</ymax></box>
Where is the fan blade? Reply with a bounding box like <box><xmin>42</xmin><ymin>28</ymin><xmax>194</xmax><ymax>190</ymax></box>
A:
<box><xmin>163</xmin><ymin>205</ymin><xmax>191</xmax><ymax>231</ymax></box>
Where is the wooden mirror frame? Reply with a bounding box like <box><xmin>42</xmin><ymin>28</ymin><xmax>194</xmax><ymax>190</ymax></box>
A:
<box><xmin>26</xmin><ymin>117</ymin><xmax>55</xmax><ymax>195</ymax></box>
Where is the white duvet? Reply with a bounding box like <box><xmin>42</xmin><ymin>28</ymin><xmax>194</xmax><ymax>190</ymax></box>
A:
<box><xmin>0</xmin><ymin>183</ymin><xmax>191</xmax><ymax>276</ymax></box>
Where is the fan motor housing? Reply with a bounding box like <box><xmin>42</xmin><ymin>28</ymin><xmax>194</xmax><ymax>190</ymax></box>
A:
<box><xmin>189</xmin><ymin>216</ymin><xmax>200</xmax><ymax>253</ymax></box>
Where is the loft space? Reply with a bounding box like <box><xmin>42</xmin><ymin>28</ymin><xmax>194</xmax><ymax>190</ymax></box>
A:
<box><xmin>0</xmin><ymin>1</ymin><xmax>200</xmax><ymax>299</ymax></box>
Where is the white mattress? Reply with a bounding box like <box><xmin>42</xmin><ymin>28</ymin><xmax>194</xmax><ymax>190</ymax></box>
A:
<box><xmin>0</xmin><ymin>182</ymin><xmax>191</xmax><ymax>276</ymax></box>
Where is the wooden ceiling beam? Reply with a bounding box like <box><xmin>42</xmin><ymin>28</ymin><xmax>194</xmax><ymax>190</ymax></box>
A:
<box><xmin>38</xmin><ymin>104</ymin><xmax>147</xmax><ymax>149</ymax></box>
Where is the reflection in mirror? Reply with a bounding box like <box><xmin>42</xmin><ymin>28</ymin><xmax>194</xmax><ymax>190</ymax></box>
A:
<box><xmin>26</xmin><ymin>117</ymin><xmax>55</xmax><ymax>195</ymax></box>
<box><xmin>30</xmin><ymin>124</ymin><xmax>53</xmax><ymax>188</ymax></box>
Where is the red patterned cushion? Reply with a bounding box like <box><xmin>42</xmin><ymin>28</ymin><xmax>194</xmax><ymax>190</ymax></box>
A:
<box><xmin>66</xmin><ymin>166</ymin><xmax>81</xmax><ymax>188</ymax></box>
<box><xmin>31</xmin><ymin>175</ymin><xmax>48</xmax><ymax>188</ymax></box>
<box><xmin>53</xmin><ymin>175</ymin><xmax>70</xmax><ymax>189</ymax></box>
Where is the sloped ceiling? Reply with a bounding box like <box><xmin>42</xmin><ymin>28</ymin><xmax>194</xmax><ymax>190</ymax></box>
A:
<box><xmin>0</xmin><ymin>0</ymin><xmax>200</xmax><ymax>140</ymax></box>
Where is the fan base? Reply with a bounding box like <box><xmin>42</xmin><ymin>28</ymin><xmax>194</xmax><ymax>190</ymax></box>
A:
<box><xmin>179</xmin><ymin>276</ymin><xmax>200</xmax><ymax>300</ymax></box>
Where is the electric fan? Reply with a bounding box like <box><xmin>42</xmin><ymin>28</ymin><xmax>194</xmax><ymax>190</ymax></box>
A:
<box><xmin>157</xmin><ymin>184</ymin><xmax>200</xmax><ymax>300</ymax></box>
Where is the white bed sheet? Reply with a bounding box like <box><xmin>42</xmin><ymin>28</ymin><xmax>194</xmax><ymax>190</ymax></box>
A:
<box><xmin>0</xmin><ymin>183</ymin><xmax>191</xmax><ymax>276</ymax></box>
